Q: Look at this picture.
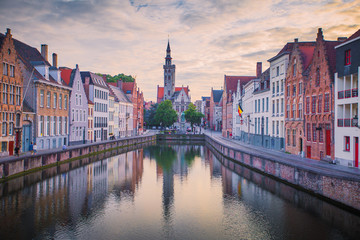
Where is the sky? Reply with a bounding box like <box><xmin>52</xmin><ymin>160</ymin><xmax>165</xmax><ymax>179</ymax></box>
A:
<box><xmin>0</xmin><ymin>0</ymin><xmax>359</xmax><ymax>102</ymax></box>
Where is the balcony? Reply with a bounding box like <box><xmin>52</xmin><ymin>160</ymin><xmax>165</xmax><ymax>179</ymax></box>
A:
<box><xmin>338</xmin><ymin>88</ymin><xmax>358</xmax><ymax>99</ymax></box>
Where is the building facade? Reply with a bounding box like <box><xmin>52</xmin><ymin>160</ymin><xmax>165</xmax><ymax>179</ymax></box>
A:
<box><xmin>88</xmin><ymin>100</ymin><xmax>94</xmax><ymax>142</ymax></box>
<box><xmin>61</xmin><ymin>65</ymin><xmax>88</xmax><ymax>146</ymax></box>
<box><xmin>285</xmin><ymin>39</ymin><xmax>315</xmax><ymax>156</ymax></box>
<box><xmin>209</xmin><ymin>89</ymin><xmax>223</xmax><ymax>131</ymax></box>
<box><xmin>0</xmin><ymin>28</ymin><xmax>23</xmax><ymax>156</ymax></box>
<box><xmin>303</xmin><ymin>28</ymin><xmax>340</xmax><ymax>160</ymax></box>
<box><xmin>334</xmin><ymin>29</ymin><xmax>360</xmax><ymax>167</ymax></box>
<box><xmin>15</xmin><ymin>40</ymin><xmax>71</xmax><ymax>150</ymax></box>
<box><xmin>81</xmin><ymin>71</ymin><xmax>109</xmax><ymax>142</ymax></box>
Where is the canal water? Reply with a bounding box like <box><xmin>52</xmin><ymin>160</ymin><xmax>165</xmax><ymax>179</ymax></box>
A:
<box><xmin>0</xmin><ymin>144</ymin><xmax>359</xmax><ymax>240</ymax></box>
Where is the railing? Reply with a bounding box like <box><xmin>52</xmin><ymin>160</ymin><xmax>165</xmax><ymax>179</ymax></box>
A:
<box><xmin>337</xmin><ymin>118</ymin><xmax>356</xmax><ymax>127</ymax></box>
<box><xmin>338</xmin><ymin>89</ymin><xmax>358</xmax><ymax>99</ymax></box>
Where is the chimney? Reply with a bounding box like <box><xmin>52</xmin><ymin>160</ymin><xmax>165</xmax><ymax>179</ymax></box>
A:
<box><xmin>294</xmin><ymin>38</ymin><xmax>298</xmax><ymax>43</ymax></box>
<box><xmin>256</xmin><ymin>62</ymin><xmax>262</xmax><ymax>78</ymax></box>
<box><xmin>117</xmin><ymin>79</ymin><xmax>123</xmax><ymax>89</ymax></box>
<box><xmin>6</xmin><ymin>28</ymin><xmax>11</xmax><ymax>36</ymax></box>
<box><xmin>85</xmin><ymin>77</ymin><xmax>90</xmax><ymax>85</ymax></box>
<box><xmin>317</xmin><ymin>28</ymin><xmax>324</xmax><ymax>41</ymax></box>
<box><xmin>337</xmin><ymin>37</ymin><xmax>347</xmax><ymax>42</ymax></box>
<box><xmin>52</xmin><ymin>53</ymin><xmax>57</xmax><ymax>68</ymax></box>
<box><xmin>41</xmin><ymin>44</ymin><xmax>48</xmax><ymax>61</ymax></box>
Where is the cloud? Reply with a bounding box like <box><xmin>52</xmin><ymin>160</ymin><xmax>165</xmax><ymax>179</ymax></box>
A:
<box><xmin>0</xmin><ymin>0</ymin><xmax>359</xmax><ymax>101</ymax></box>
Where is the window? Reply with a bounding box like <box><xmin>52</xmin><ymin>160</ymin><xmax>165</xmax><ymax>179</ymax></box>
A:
<box><xmin>255</xmin><ymin>118</ymin><xmax>257</xmax><ymax>134</ymax></box>
<box><xmin>272</xmin><ymin>101</ymin><xmax>275</xmax><ymax>115</ymax></box>
<box><xmin>53</xmin><ymin>93</ymin><xmax>57</xmax><ymax>108</ymax></box>
<box><xmin>315</xmin><ymin>68</ymin><xmax>320</xmax><ymax>86</ymax></box>
<box><xmin>306</xmin><ymin>97</ymin><xmax>310</xmax><ymax>114</ymax></box>
<box><xmin>281</xmin><ymin>80</ymin><xmax>284</xmax><ymax>93</ymax></box>
<box><xmin>276</xmin><ymin>100</ymin><xmax>279</xmax><ymax>114</ymax></box>
<box><xmin>298</xmin><ymin>103</ymin><xmax>302</xmax><ymax>118</ymax></box>
<box><xmin>276</xmin><ymin>81</ymin><xmax>279</xmax><ymax>93</ymax></box>
<box><xmin>345</xmin><ymin>50</ymin><xmax>351</xmax><ymax>66</ymax></box>
<box><xmin>3</xmin><ymin>62</ymin><xmax>8</xmax><ymax>75</ymax></box>
<box><xmin>324</xmin><ymin>93</ymin><xmax>329</xmax><ymax>112</ymax></box>
<box><xmin>318</xmin><ymin>94</ymin><xmax>322</xmax><ymax>113</ymax></box>
<box><xmin>76</xmin><ymin>94</ymin><xmax>78</xmax><ymax>106</ymax></box>
<box><xmin>64</xmin><ymin>95</ymin><xmax>68</xmax><ymax>110</ymax></box>
<box><xmin>286</xmin><ymin>104</ymin><xmax>290</xmax><ymax>118</ymax></box>
<box><xmin>312</xmin><ymin>123</ymin><xmax>317</xmax><ymax>142</ymax></box>
<box><xmin>307</xmin><ymin>123</ymin><xmax>311</xmax><ymax>141</ymax></box>
<box><xmin>59</xmin><ymin>94</ymin><xmax>62</xmax><ymax>109</ymax></box>
<box><xmin>76</xmin><ymin>110</ymin><xmax>78</xmax><ymax>122</ymax></box>
<box><xmin>266</xmin><ymin>117</ymin><xmax>268</xmax><ymax>135</ymax></box>
<box><xmin>299</xmin><ymin>82</ymin><xmax>302</xmax><ymax>95</ymax></box>
<box><xmin>292</xmin><ymin>103</ymin><xmax>296</xmax><ymax>118</ymax></box>
<box><xmin>276</xmin><ymin>121</ymin><xmax>279</xmax><ymax>135</ymax></box>
<box><xmin>272</xmin><ymin>82</ymin><xmax>275</xmax><ymax>94</ymax></box>
<box><xmin>292</xmin><ymin>129</ymin><xmax>296</xmax><ymax>147</ymax></box>
<box><xmin>79</xmin><ymin>95</ymin><xmax>82</xmax><ymax>106</ymax></box>
<box><xmin>9</xmin><ymin>85</ymin><xmax>14</xmax><ymax>105</ymax></box>
<box><xmin>319</xmin><ymin>124</ymin><xmax>323</xmax><ymax>143</ymax></box>
<box><xmin>77</xmin><ymin>80</ymin><xmax>80</xmax><ymax>91</ymax></box>
<box><xmin>281</xmin><ymin>99</ymin><xmax>284</xmax><ymax>113</ymax></box>
<box><xmin>58</xmin><ymin>117</ymin><xmax>61</xmax><ymax>135</ymax></box>
<box><xmin>65</xmin><ymin>117</ymin><xmax>68</xmax><ymax>134</ymax></box>
<box><xmin>276</xmin><ymin>66</ymin><xmax>279</xmax><ymax>76</ymax></box>
<box><xmin>293</xmin><ymin>84</ymin><xmax>296</xmax><ymax>96</ymax></box>
<box><xmin>52</xmin><ymin>117</ymin><xmax>56</xmax><ymax>135</ymax></box>
<box><xmin>258</xmin><ymin>100</ymin><xmax>260</xmax><ymax>113</ymax></box>
<box><xmin>345</xmin><ymin>136</ymin><xmax>350</xmax><ymax>151</ymax></box>
<box><xmin>39</xmin><ymin>116</ymin><xmax>44</xmax><ymax>136</ymax></box>
<box><xmin>40</xmin><ymin>90</ymin><xmax>44</xmax><ymax>107</ymax></box>
<box><xmin>272</xmin><ymin>121</ymin><xmax>275</xmax><ymax>135</ymax></box>
<box><xmin>312</xmin><ymin>96</ymin><xmax>317</xmax><ymax>113</ymax></box>
<box><xmin>83</xmin><ymin>111</ymin><xmax>86</xmax><ymax>122</ymax></box>
<box><xmin>255</xmin><ymin>100</ymin><xmax>257</xmax><ymax>112</ymax></box>
<box><xmin>47</xmin><ymin>116</ymin><xmax>50</xmax><ymax>136</ymax></box>
<box><xmin>16</xmin><ymin>87</ymin><xmax>21</xmax><ymax>105</ymax></box>
<box><xmin>287</xmin><ymin>85</ymin><xmax>290</xmax><ymax>97</ymax></box>
<box><xmin>2</xmin><ymin>84</ymin><xmax>7</xmax><ymax>104</ymax></box>
<box><xmin>262</xmin><ymin>98</ymin><xmax>264</xmax><ymax>112</ymax></box>
<box><xmin>2</xmin><ymin>122</ymin><xmax>7</xmax><ymax>136</ymax></box>
<box><xmin>47</xmin><ymin>92</ymin><xmax>51</xmax><ymax>108</ymax></box>
<box><xmin>266</xmin><ymin>97</ymin><xmax>269</xmax><ymax>112</ymax></box>
<box><xmin>293</xmin><ymin>63</ymin><xmax>296</xmax><ymax>76</ymax></box>
<box><xmin>287</xmin><ymin>129</ymin><xmax>290</xmax><ymax>146</ymax></box>
<box><xmin>10</xmin><ymin>65</ymin><xmax>15</xmax><ymax>77</ymax></box>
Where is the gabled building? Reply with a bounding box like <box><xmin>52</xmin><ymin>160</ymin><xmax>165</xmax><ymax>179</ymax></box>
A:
<box><xmin>285</xmin><ymin>39</ymin><xmax>316</xmax><ymax>156</ymax></box>
<box><xmin>222</xmin><ymin>63</ymin><xmax>259</xmax><ymax>137</ymax></box>
<box><xmin>334</xmin><ymin>29</ymin><xmax>360</xmax><ymax>167</ymax></box>
<box><xmin>303</xmin><ymin>28</ymin><xmax>341</xmax><ymax>160</ymax></box>
<box><xmin>201</xmin><ymin>96</ymin><xmax>210</xmax><ymax>127</ymax></box>
<box><xmin>14</xmin><ymin>39</ymin><xmax>71</xmax><ymax>150</ymax></box>
<box><xmin>80</xmin><ymin>71</ymin><xmax>109</xmax><ymax>142</ymax></box>
<box><xmin>0</xmin><ymin>28</ymin><xmax>23</xmax><ymax>156</ymax></box>
<box><xmin>209</xmin><ymin>89</ymin><xmax>223</xmax><ymax>131</ymax></box>
<box><xmin>60</xmin><ymin>65</ymin><xmax>88</xmax><ymax>146</ymax></box>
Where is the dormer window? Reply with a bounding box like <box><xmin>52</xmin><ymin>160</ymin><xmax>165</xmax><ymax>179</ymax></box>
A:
<box><xmin>345</xmin><ymin>50</ymin><xmax>351</xmax><ymax>66</ymax></box>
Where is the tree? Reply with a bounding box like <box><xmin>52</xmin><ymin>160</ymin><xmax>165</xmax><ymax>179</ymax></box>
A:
<box><xmin>184</xmin><ymin>103</ymin><xmax>204</xmax><ymax>128</ymax></box>
<box><xmin>154</xmin><ymin>100</ymin><xmax>178</xmax><ymax>127</ymax></box>
<box><xmin>144</xmin><ymin>103</ymin><xmax>158</xmax><ymax>126</ymax></box>
<box><xmin>96</xmin><ymin>73</ymin><xmax>135</xmax><ymax>83</ymax></box>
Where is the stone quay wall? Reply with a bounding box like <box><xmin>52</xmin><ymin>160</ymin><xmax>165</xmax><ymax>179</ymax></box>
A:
<box><xmin>205</xmin><ymin>135</ymin><xmax>360</xmax><ymax>212</ymax></box>
<box><xmin>0</xmin><ymin>135</ymin><xmax>156</xmax><ymax>181</ymax></box>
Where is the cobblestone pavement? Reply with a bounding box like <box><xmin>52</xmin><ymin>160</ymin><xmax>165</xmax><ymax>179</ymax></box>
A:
<box><xmin>205</xmin><ymin>130</ymin><xmax>360</xmax><ymax>180</ymax></box>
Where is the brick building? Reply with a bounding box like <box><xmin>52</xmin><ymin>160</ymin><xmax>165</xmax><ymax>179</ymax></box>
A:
<box><xmin>0</xmin><ymin>28</ymin><xmax>23</xmax><ymax>156</ymax></box>
<box><xmin>285</xmin><ymin>39</ymin><xmax>315</xmax><ymax>155</ymax></box>
<box><xmin>303</xmin><ymin>28</ymin><xmax>341</xmax><ymax>160</ymax></box>
<box><xmin>123</xmin><ymin>80</ymin><xmax>144</xmax><ymax>135</ymax></box>
<box><xmin>14</xmin><ymin>39</ymin><xmax>71</xmax><ymax>150</ymax></box>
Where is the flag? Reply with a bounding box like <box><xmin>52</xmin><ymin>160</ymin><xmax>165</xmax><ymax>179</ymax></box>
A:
<box><xmin>238</xmin><ymin>103</ymin><xmax>243</xmax><ymax>117</ymax></box>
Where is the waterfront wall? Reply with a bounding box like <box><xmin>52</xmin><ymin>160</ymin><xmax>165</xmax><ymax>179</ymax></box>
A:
<box><xmin>205</xmin><ymin>135</ymin><xmax>360</xmax><ymax>212</ymax></box>
<box><xmin>157</xmin><ymin>134</ymin><xmax>205</xmax><ymax>142</ymax></box>
<box><xmin>0</xmin><ymin>135</ymin><xmax>156</xmax><ymax>181</ymax></box>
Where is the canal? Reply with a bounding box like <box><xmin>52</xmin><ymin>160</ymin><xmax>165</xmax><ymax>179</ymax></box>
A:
<box><xmin>0</xmin><ymin>143</ymin><xmax>359</xmax><ymax>240</ymax></box>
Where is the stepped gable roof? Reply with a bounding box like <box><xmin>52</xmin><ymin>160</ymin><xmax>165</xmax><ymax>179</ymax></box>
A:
<box><xmin>224</xmin><ymin>75</ymin><xmax>255</xmax><ymax>95</ymax></box>
<box><xmin>108</xmin><ymin>84</ymin><xmax>131</xmax><ymax>103</ymax></box>
<box><xmin>157</xmin><ymin>86</ymin><xmax>189</xmax><ymax>102</ymax></box>
<box><xmin>324</xmin><ymin>40</ymin><xmax>340</xmax><ymax>78</ymax></box>
<box><xmin>212</xmin><ymin>89</ymin><xmax>223</xmax><ymax>103</ymax></box>
<box><xmin>296</xmin><ymin>43</ymin><xmax>316</xmax><ymax>71</ymax></box>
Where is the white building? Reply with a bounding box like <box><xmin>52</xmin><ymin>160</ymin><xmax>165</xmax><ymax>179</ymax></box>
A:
<box><xmin>334</xmin><ymin>30</ymin><xmax>360</xmax><ymax>168</ymax></box>
<box><xmin>81</xmin><ymin>72</ymin><xmax>109</xmax><ymax>142</ymax></box>
<box><xmin>267</xmin><ymin>43</ymin><xmax>292</xmax><ymax>150</ymax></box>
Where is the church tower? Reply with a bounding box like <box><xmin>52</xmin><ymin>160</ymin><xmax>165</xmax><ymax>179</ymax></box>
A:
<box><xmin>163</xmin><ymin>40</ymin><xmax>175</xmax><ymax>101</ymax></box>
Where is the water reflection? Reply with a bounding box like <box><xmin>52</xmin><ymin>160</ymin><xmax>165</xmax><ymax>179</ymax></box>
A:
<box><xmin>0</xmin><ymin>143</ymin><xmax>359</xmax><ymax>240</ymax></box>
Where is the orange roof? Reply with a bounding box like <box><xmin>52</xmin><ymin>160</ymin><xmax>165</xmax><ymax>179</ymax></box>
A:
<box><xmin>122</xmin><ymin>82</ymin><xmax>135</xmax><ymax>93</ymax></box>
<box><xmin>298</xmin><ymin>45</ymin><xmax>315</xmax><ymax>70</ymax></box>
<box><xmin>60</xmin><ymin>68</ymin><xmax>73</xmax><ymax>86</ymax></box>
<box><xmin>157</xmin><ymin>86</ymin><xmax>189</xmax><ymax>103</ymax></box>
<box><xmin>224</xmin><ymin>75</ymin><xmax>255</xmax><ymax>95</ymax></box>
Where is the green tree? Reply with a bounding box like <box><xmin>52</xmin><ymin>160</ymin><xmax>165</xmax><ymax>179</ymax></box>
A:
<box><xmin>144</xmin><ymin>103</ymin><xmax>158</xmax><ymax>126</ymax></box>
<box><xmin>96</xmin><ymin>73</ymin><xmax>135</xmax><ymax>83</ymax></box>
<box><xmin>184</xmin><ymin>103</ymin><xmax>204</xmax><ymax>128</ymax></box>
<box><xmin>154</xmin><ymin>100</ymin><xmax>178</xmax><ymax>127</ymax></box>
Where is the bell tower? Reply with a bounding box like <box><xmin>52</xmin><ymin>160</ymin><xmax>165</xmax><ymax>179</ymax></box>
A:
<box><xmin>163</xmin><ymin>39</ymin><xmax>175</xmax><ymax>101</ymax></box>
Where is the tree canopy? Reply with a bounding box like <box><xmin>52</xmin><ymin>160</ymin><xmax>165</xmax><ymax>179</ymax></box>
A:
<box><xmin>144</xmin><ymin>103</ymin><xmax>158</xmax><ymax>126</ymax></box>
<box><xmin>154</xmin><ymin>100</ymin><xmax>178</xmax><ymax>127</ymax></box>
<box><xmin>184</xmin><ymin>103</ymin><xmax>204</xmax><ymax>128</ymax></box>
<box><xmin>97</xmin><ymin>73</ymin><xmax>135</xmax><ymax>83</ymax></box>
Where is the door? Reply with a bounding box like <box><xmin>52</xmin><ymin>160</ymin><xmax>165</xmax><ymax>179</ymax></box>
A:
<box><xmin>299</xmin><ymin>138</ymin><xmax>303</xmax><ymax>153</ymax></box>
<box><xmin>355</xmin><ymin>137</ymin><xmax>359</xmax><ymax>168</ymax></box>
<box><xmin>326</xmin><ymin>130</ymin><xmax>331</xmax><ymax>156</ymax></box>
<box><xmin>307</xmin><ymin>146</ymin><xmax>311</xmax><ymax>158</ymax></box>
<box><xmin>22</xmin><ymin>125</ymin><xmax>31</xmax><ymax>152</ymax></box>
<box><xmin>9</xmin><ymin>141</ymin><xmax>14</xmax><ymax>156</ymax></box>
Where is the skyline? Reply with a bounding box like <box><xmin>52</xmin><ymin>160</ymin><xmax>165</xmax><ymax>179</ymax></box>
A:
<box><xmin>0</xmin><ymin>0</ymin><xmax>359</xmax><ymax>101</ymax></box>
